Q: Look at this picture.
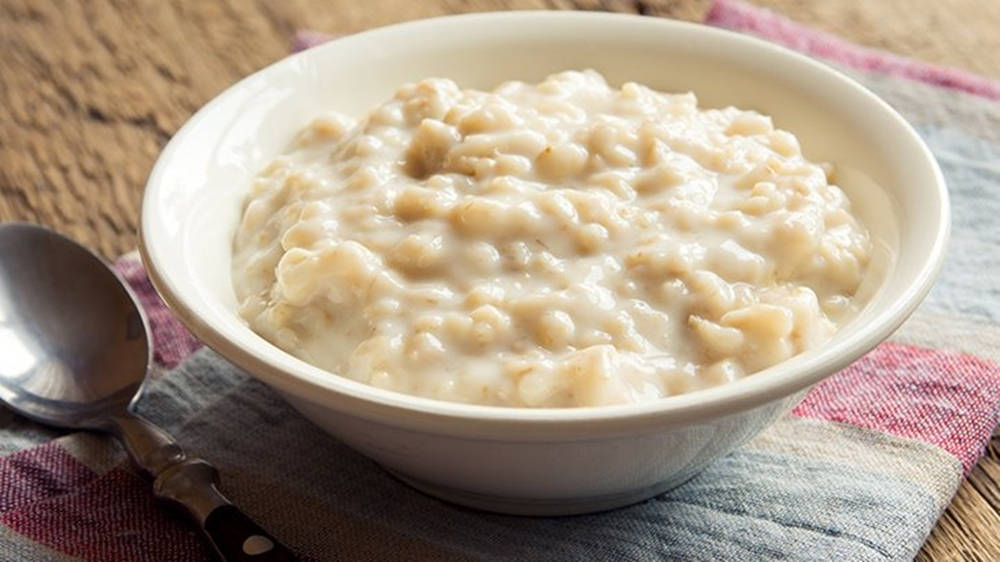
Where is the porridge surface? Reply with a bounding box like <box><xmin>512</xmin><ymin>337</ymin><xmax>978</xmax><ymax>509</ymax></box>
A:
<box><xmin>232</xmin><ymin>70</ymin><xmax>872</xmax><ymax>407</ymax></box>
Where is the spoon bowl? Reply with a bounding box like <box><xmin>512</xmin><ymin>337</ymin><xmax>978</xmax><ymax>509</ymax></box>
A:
<box><xmin>0</xmin><ymin>222</ymin><xmax>295</xmax><ymax>561</ymax></box>
<box><xmin>0</xmin><ymin>222</ymin><xmax>148</xmax><ymax>428</ymax></box>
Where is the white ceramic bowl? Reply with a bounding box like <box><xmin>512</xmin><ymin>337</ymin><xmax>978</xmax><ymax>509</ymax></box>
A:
<box><xmin>140</xmin><ymin>11</ymin><xmax>948</xmax><ymax>515</ymax></box>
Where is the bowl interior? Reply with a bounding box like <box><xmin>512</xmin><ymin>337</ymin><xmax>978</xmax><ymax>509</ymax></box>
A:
<box><xmin>142</xmin><ymin>12</ymin><xmax>945</xmax><ymax>428</ymax></box>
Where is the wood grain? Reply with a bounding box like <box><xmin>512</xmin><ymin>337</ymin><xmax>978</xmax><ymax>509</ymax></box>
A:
<box><xmin>1</xmin><ymin>1</ymin><xmax>997</xmax><ymax>559</ymax></box>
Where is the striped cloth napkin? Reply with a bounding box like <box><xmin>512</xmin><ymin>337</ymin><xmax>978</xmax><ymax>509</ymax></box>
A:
<box><xmin>4</xmin><ymin>1</ymin><xmax>1000</xmax><ymax>559</ymax></box>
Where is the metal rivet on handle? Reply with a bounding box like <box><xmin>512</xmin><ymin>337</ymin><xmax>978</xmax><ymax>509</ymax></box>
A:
<box><xmin>242</xmin><ymin>535</ymin><xmax>275</xmax><ymax>555</ymax></box>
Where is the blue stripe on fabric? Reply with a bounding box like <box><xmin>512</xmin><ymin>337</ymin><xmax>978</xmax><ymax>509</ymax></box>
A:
<box><xmin>0</xmin><ymin>407</ymin><xmax>61</xmax><ymax>457</ymax></box>
<box><xmin>914</xmin><ymin>125</ymin><xmax>1000</xmax><ymax>323</ymax></box>
<box><xmin>136</xmin><ymin>350</ymin><xmax>941</xmax><ymax>561</ymax></box>
<box><xmin>0</xmin><ymin>524</ymin><xmax>81</xmax><ymax>562</ymax></box>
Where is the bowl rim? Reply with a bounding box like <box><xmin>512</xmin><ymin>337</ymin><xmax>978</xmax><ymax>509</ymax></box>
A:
<box><xmin>140</xmin><ymin>10</ymin><xmax>950</xmax><ymax>437</ymax></box>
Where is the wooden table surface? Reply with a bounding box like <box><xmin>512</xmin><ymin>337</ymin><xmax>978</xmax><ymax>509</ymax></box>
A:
<box><xmin>2</xmin><ymin>1</ymin><xmax>998</xmax><ymax>559</ymax></box>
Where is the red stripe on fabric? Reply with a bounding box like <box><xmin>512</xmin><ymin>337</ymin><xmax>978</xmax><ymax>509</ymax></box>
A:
<box><xmin>0</xmin><ymin>442</ymin><xmax>94</xmax><ymax>514</ymax></box>
<box><xmin>706</xmin><ymin>0</ymin><xmax>1000</xmax><ymax>100</ymax></box>
<box><xmin>114</xmin><ymin>257</ymin><xmax>202</xmax><ymax>368</ymax></box>
<box><xmin>794</xmin><ymin>342</ymin><xmax>1000</xmax><ymax>473</ymax></box>
<box><xmin>0</xmin><ymin>464</ymin><xmax>213</xmax><ymax>561</ymax></box>
<box><xmin>294</xmin><ymin>7</ymin><xmax>1000</xmax><ymax>101</ymax></box>
<box><xmin>292</xmin><ymin>30</ymin><xmax>333</xmax><ymax>52</ymax></box>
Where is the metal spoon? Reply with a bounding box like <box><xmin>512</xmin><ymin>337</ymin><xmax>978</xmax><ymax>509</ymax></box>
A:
<box><xmin>0</xmin><ymin>223</ymin><xmax>296</xmax><ymax>561</ymax></box>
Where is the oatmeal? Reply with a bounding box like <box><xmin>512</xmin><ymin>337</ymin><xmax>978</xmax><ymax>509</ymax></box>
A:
<box><xmin>232</xmin><ymin>70</ymin><xmax>872</xmax><ymax>407</ymax></box>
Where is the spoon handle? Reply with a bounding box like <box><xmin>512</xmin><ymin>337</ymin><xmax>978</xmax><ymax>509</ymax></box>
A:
<box><xmin>109</xmin><ymin>414</ymin><xmax>297</xmax><ymax>561</ymax></box>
